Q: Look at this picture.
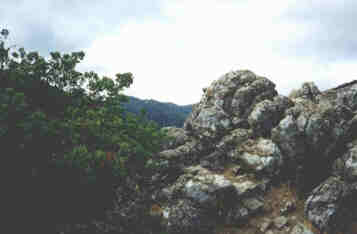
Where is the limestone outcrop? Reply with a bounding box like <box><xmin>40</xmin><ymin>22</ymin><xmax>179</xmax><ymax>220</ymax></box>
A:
<box><xmin>153</xmin><ymin>71</ymin><xmax>357</xmax><ymax>234</ymax></box>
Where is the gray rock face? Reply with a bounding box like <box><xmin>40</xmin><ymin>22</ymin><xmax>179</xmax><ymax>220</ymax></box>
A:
<box><xmin>162</xmin><ymin>127</ymin><xmax>191</xmax><ymax>150</ymax></box>
<box><xmin>272</xmin><ymin>98</ymin><xmax>353</xmax><ymax>163</ymax></box>
<box><xmin>160</xmin><ymin>165</ymin><xmax>266</xmax><ymax>209</ymax></box>
<box><xmin>216</xmin><ymin>128</ymin><xmax>253</xmax><ymax>153</ymax></box>
<box><xmin>181</xmin><ymin>166</ymin><xmax>236</xmax><ymax>209</ymax></box>
<box><xmin>224</xmin><ymin>196</ymin><xmax>265</xmax><ymax>225</ymax></box>
<box><xmin>280</xmin><ymin>199</ymin><xmax>296</xmax><ymax>215</ymax></box>
<box><xmin>273</xmin><ymin>216</ymin><xmax>288</xmax><ymax>229</ymax></box>
<box><xmin>163</xmin><ymin>199</ymin><xmax>214</xmax><ymax>234</ymax></box>
<box><xmin>259</xmin><ymin>218</ymin><xmax>273</xmax><ymax>232</ymax></box>
<box><xmin>158</xmin><ymin>165</ymin><xmax>269</xmax><ymax>229</ymax></box>
<box><xmin>290</xmin><ymin>222</ymin><xmax>315</xmax><ymax>234</ymax></box>
<box><xmin>159</xmin><ymin>141</ymin><xmax>197</xmax><ymax>161</ymax></box>
<box><xmin>248</xmin><ymin>95</ymin><xmax>294</xmax><ymax>136</ymax></box>
<box><xmin>158</xmin><ymin>139</ymin><xmax>212</xmax><ymax>168</ymax></box>
<box><xmin>271</xmin><ymin>114</ymin><xmax>306</xmax><ymax>163</ymax></box>
<box><xmin>198</xmin><ymin>128</ymin><xmax>253</xmax><ymax>172</ymax></box>
<box><xmin>305</xmin><ymin>104</ymin><xmax>353</xmax><ymax>157</ymax></box>
<box><xmin>242</xmin><ymin>197</ymin><xmax>264</xmax><ymax>213</ymax></box>
<box><xmin>304</xmin><ymin>176</ymin><xmax>357</xmax><ymax>232</ymax></box>
<box><xmin>225</xmin><ymin>206</ymin><xmax>250</xmax><ymax>224</ymax></box>
<box><xmin>184</xmin><ymin>70</ymin><xmax>277</xmax><ymax>140</ymax></box>
<box><xmin>155</xmin><ymin>76</ymin><xmax>357</xmax><ymax>234</ymax></box>
<box><xmin>230</xmin><ymin>75</ymin><xmax>277</xmax><ymax>118</ymax></box>
<box><xmin>166</xmin><ymin>73</ymin><xmax>357</xmax><ymax>234</ymax></box>
<box><xmin>318</xmin><ymin>80</ymin><xmax>357</xmax><ymax>111</ymax></box>
<box><xmin>228</xmin><ymin>138</ymin><xmax>284</xmax><ymax>176</ymax></box>
<box><xmin>289</xmin><ymin>82</ymin><xmax>321</xmax><ymax>102</ymax></box>
<box><xmin>333</xmin><ymin>139</ymin><xmax>357</xmax><ymax>181</ymax></box>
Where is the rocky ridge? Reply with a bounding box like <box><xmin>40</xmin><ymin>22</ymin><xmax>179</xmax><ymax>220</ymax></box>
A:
<box><xmin>62</xmin><ymin>70</ymin><xmax>357</xmax><ymax>234</ymax></box>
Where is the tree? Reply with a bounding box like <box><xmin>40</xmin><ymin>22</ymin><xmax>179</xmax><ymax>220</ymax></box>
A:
<box><xmin>0</xmin><ymin>28</ymin><xmax>167</xmax><ymax>232</ymax></box>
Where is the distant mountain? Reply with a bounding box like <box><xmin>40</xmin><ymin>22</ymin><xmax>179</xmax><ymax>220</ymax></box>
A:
<box><xmin>122</xmin><ymin>96</ymin><xmax>193</xmax><ymax>127</ymax></box>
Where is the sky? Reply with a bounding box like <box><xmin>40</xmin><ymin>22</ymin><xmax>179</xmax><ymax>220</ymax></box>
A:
<box><xmin>1</xmin><ymin>0</ymin><xmax>357</xmax><ymax>105</ymax></box>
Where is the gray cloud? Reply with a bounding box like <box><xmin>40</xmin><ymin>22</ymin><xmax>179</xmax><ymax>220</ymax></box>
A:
<box><xmin>0</xmin><ymin>0</ymin><xmax>161</xmax><ymax>54</ymax></box>
<box><xmin>281</xmin><ymin>0</ymin><xmax>357</xmax><ymax>62</ymax></box>
<box><xmin>3</xmin><ymin>0</ymin><xmax>356</xmax><ymax>63</ymax></box>
<box><xmin>1</xmin><ymin>0</ymin><xmax>357</xmax><ymax>104</ymax></box>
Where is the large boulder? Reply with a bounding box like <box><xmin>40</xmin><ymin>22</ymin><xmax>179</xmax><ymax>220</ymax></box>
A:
<box><xmin>271</xmin><ymin>114</ymin><xmax>306</xmax><ymax>163</ymax></box>
<box><xmin>271</xmin><ymin>82</ymin><xmax>356</xmax><ymax>192</ymax></box>
<box><xmin>272</xmin><ymin>97</ymin><xmax>353</xmax><ymax>162</ymax></box>
<box><xmin>304</xmin><ymin>176</ymin><xmax>357</xmax><ymax>233</ymax></box>
<box><xmin>159</xmin><ymin>166</ymin><xmax>244</xmax><ymax>209</ymax></box>
<box><xmin>157</xmin><ymin>165</ymin><xmax>270</xmax><ymax>230</ymax></box>
<box><xmin>228</xmin><ymin>138</ymin><xmax>284</xmax><ymax>177</ymax></box>
<box><xmin>181</xmin><ymin>166</ymin><xmax>236</xmax><ymax>209</ymax></box>
<box><xmin>184</xmin><ymin>70</ymin><xmax>277</xmax><ymax>140</ymax></box>
<box><xmin>248</xmin><ymin>95</ymin><xmax>294</xmax><ymax>137</ymax></box>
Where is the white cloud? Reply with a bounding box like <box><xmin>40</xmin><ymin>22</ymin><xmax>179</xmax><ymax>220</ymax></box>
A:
<box><xmin>83</xmin><ymin>0</ymin><xmax>357</xmax><ymax>105</ymax></box>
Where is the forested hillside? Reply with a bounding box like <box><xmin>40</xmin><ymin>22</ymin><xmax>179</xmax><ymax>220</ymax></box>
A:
<box><xmin>123</xmin><ymin>96</ymin><xmax>193</xmax><ymax>127</ymax></box>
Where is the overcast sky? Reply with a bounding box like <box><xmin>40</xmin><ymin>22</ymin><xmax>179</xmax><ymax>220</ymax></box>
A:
<box><xmin>1</xmin><ymin>0</ymin><xmax>357</xmax><ymax>105</ymax></box>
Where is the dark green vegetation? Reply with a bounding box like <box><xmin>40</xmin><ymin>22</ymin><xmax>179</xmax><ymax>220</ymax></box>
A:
<box><xmin>0</xmin><ymin>29</ymin><xmax>167</xmax><ymax>232</ymax></box>
<box><xmin>123</xmin><ymin>96</ymin><xmax>193</xmax><ymax>127</ymax></box>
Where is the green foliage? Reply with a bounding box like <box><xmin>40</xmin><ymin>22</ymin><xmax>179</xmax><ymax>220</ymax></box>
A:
<box><xmin>0</xmin><ymin>29</ymin><xmax>167</xmax><ymax>230</ymax></box>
